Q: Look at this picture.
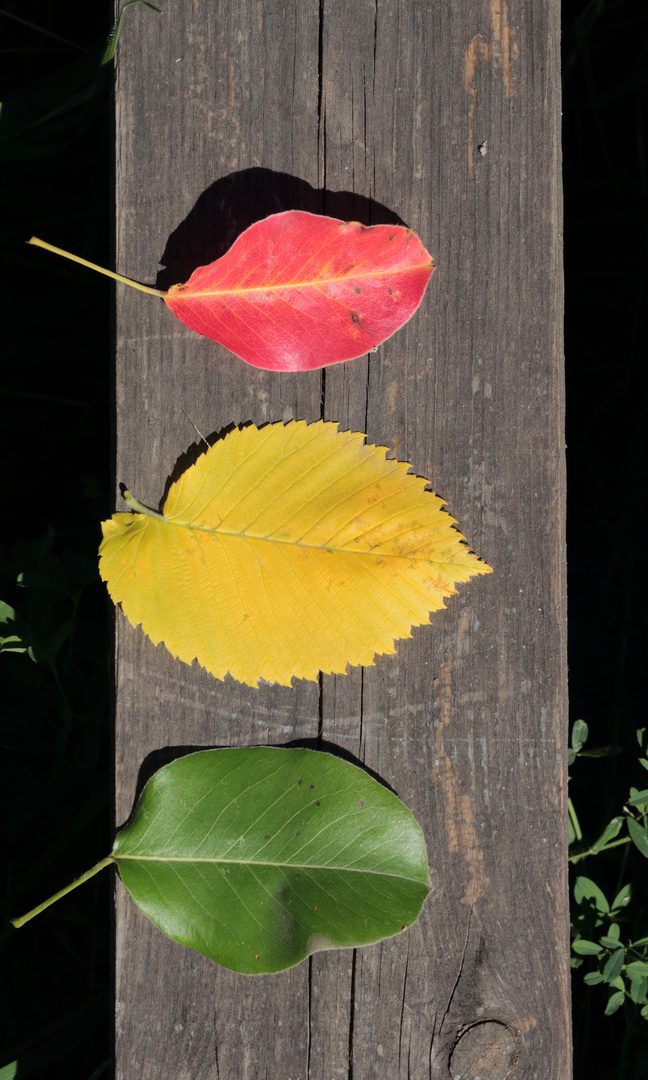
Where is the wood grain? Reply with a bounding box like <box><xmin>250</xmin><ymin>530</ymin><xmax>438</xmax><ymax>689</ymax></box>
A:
<box><xmin>113</xmin><ymin>1</ymin><xmax>569</xmax><ymax>1077</ymax></box>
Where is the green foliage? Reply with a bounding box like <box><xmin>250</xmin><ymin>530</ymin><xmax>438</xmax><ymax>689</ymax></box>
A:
<box><xmin>0</xmin><ymin>526</ymin><xmax>111</xmax><ymax>1078</ymax></box>
<box><xmin>570</xmin><ymin>724</ymin><xmax>648</xmax><ymax>1028</ymax></box>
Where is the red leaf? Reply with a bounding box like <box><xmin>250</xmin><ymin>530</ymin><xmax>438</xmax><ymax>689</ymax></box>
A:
<box><xmin>164</xmin><ymin>211</ymin><xmax>434</xmax><ymax>370</ymax></box>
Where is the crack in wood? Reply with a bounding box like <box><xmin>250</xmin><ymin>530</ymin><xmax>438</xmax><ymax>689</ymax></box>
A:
<box><xmin>398</xmin><ymin>931</ymin><xmax>411</xmax><ymax>1072</ymax></box>
<box><xmin>439</xmin><ymin>906</ymin><xmax>473</xmax><ymax>1042</ymax></box>
<box><xmin>347</xmin><ymin>949</ymin><xmax>357</xmax><ymax>1080</ymax></box>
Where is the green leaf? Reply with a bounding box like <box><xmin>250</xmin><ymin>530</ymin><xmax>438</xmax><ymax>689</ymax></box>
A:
<box><xmin>627</xmin><ymin>790</ymin><xmax>648</xmax><ymax>808</ymax></box>
<box><xmin>627</xmin><ymin>817</ymin><xmax>648</xmax><ymax>859</ymax></box>
<box><xmin>571</xmin><ymin>719</ymin><xmax>589</xmax><ymax>753</ymax></box>
<box><xmin>628</xmin><ymin>974</ymin><xmax>648</xmax><ymax>1004</ymax></box>
<box><xmin>606</xmin><ymin>922</ymin><xmax>621</xmax><ymax>941</ymax></box>
<box><xmin>602</xmin><ymin>949</ymin><xmax>625</xmax><ymax>982</ymax></box>
<box><xmin>0</xmin><ymin>600</ymin><xmax>30</xmax><ymax>654</ymax></box>
<box><xmin>599</xmin><ymin>935</ymin><xmax>623</xmax><ymax>950</ymax></box>
<box><xmin>625</xmin><ymin>961</ymin><xmax>648</xmax><ymax>977</ymax></box>
<box><xmin>590</xmin><ymin>816</ymin><xmax>624</xmax><ymax>854</ymax></box>
<box><xmin>583</xmin><ymin>972</ymin><xmax>606</xmax><ymax>985</ymax></box>
<box><xmin>611</xmin><ymin>884</ymin><xmax>632</xmax><ymax>912</ymax></box>
<box><xmin>641</xmin><ymin>1004</ymin><xmax>648</xmax><ymax>1020</ymax></box>
<box><xmin>572</xmin><ymin>939</ymin><xmax>603</xmax><ymax>956</ymax></box>
<box><xmin>112</xmin><ymin>747</ymin><xmax>431</xmax><ymax>974</ymax></box>
<box><xmin>575</xmin><ymin>876</ymin><xmax>610</xmax><ymax>913</ymax></box>
<box><xmin>605</xmin><ymin>990</ymin><xmax>625</xmax><ymax>1016</ymax></box>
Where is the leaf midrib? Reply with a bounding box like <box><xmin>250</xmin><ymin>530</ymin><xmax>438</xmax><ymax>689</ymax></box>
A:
<box><xmin>171</xmin><ymin>261</ymin><xmax>433</xmax><ymax>300</ymax></box>
<box><xmin>115</xmin><ymin>852</ymin><xmax>427</xmax><ymax>885</ymax></box>
<box><xmin>156</xmin><ymin>517</ymin><xmax>455</xmax><ymax>566</ymax></box>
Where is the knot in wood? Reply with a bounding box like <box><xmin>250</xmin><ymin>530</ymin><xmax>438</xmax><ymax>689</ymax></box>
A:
<box><xmin>448</xmin><ymin>1019</ymin><xmax>518</xmax><ymax>1079</ymax></box>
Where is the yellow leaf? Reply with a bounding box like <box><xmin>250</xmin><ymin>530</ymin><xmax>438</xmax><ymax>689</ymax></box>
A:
<box><xmin>99</xmin><ymin>421</ymin><xmax>492</xmax><ymax>686</ymax></box>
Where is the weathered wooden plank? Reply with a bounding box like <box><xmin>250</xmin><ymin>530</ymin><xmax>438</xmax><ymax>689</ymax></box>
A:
<box><xmin>114</xmin><ymin>1</ymin><xmax>568</xmax><ymax>1078</ymax></box>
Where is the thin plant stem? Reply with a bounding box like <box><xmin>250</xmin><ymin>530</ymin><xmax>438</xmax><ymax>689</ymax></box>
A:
<box><xmin>28</xmin><ymin>237</ymin><xmax>167</xmax><ymax>297</ymax></box>
<box><xmin>123</xmin><ymin>490</ymin><xmax>167</xmax><ymax>521</ymax></box>
<box><xmin>11</xmin><ymin>856</ymin><xmax>114</xmax><ymax>928</ymax></box>
<box><xmin>569</xmin><ymin>836</ymin><xmax>631</xmax><ymax>864</ymax></box>
<box><xmin>569</xmin><ymin>797</ymin><xmax>583</xmax><ymax>842</ymax></box>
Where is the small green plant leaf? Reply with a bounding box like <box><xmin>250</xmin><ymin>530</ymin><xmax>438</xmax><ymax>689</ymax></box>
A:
<box><xmin>602</xmin><ymin>949</ymin><xmax>626</xmax><ymax>982</ymax></box>
<box><xmin>111</xmin><ymin>747</ymin><xmax>431</xmax><ymax>974</ymax></box>
<box><xmin>599</xmin><ymin>935</ymin><xmax>624</xmax><ymax>950</ymax></box>
<box><xmin>625</xmin><ymin>961</ymin><xmax>648</xmax><ymax>977</ymax></box>
<box><xmin>627</xmin><ymin>817</ymin><xmax>648</xmax><ymax>859</ymax></box>
<box><xmin>571</xmin><ymin>719</ymin><xmax>589</xmax><ymax>753</ymax></box>
<box><xmin>627</xmin><ymin>790</ymin><xmax>648</xmax><ymax>808</ymax></box>
<box><xmin>583</xmin><ymin>971</ymin><xmax>606</xmax><ymax>986</ymax></box>
<box><xmin>0</xmin><ymin>600</ymin><xmax>30</xmax><ymax>654</ymax></box>
<box><xmin>575</xmin><ymin>876</ymin><xmax>610</xmax><ymax>913</ymax></box>
<box><xmin>628</xmin><ymin>974</ymin><xmax>648</xmax><ymax>1004</ymax></box>
<box><xmin>590</xmin><ymin>816</ymin><xmax>624</xmax><ymax>854</ymax></box>
<box><xmin>572</xmin><ymin>939</ymin><xmax>603</xmax><ymax>956</ymax></box>
<box><xmin>611</xmin><ymin>884</ymin><xmax>632</xmax><ymax>912</ymax></box>
<box><xmin>605</xmin><ymin>990</ymin><xmax>625</xmax><ymax>1016</ymax></box>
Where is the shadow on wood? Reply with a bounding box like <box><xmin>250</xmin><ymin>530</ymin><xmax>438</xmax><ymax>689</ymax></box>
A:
<box><xmin>155</xmin><ymin>167</ymin><xmax>405</xmax><ymax>291</ymax></box>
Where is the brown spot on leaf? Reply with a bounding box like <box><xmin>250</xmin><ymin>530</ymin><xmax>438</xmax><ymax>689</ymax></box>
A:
<box><xmin>350</xmin><ymin>311</ymin><xmax>361</xmax><ymax>324</ymax></box>
<box><xmin>354</xmin><ymin>285</ymin><xmax>361</xmax><ymax>294</ymax></box>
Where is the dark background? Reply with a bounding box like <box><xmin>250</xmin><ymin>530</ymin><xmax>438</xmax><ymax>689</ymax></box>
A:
<box><xmin>1</xmin><ymin>1</ymin><xmax>646</xmax><ymax>1077</ymax></box>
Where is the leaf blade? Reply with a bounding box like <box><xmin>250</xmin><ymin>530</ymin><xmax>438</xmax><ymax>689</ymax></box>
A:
<box><xmin>164</xmin><ymin>212</ymin><xmax>434</xmax><ymax>370</ymax></box>
<box><xmin>99</xmin><ymin>421</ymin><xmax>491</xmax><ymax>687</ymax></box>
<box><xmin>112</xmin><ymin>747</ymin><xmax>431</xmax><ymax>974</ymax></box>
